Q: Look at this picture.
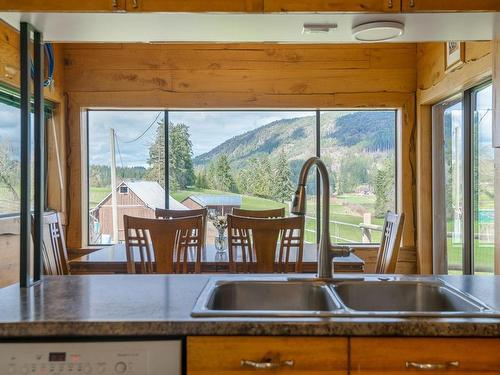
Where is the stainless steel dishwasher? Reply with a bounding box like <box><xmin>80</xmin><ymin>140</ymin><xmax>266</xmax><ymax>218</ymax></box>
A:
<box><xmin>0</xmin><ymin>339</ymin><xmax>182</xmax><ymax>374</ymax></box>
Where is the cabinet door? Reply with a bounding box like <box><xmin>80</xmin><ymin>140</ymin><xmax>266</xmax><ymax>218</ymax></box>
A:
<box><xmin>188</xmin><ymin>336</ymin><xmax>348</xmax><ymax>374</ymax></box>
<box><xmin>264</xmin><ymin>0</ymin><xmax>400</xmax><ymax>12</ymax></box>
<box><xmin>126</xmin><ymin>0</ymin><xmax>263</xmax><ymax>12</ymax></box>
<box><xmin>402</xmin><ymin>0</ymin><xmax>500</xmax><ymax>12</ymax></box>
<box><xmin>351</xmin><ymin>338</ymin><xmax>500</xmax><ymax>374</ymax></box>
<box><xmin>0</xmin><ymin>0</ymin><xmax>125</xmax><ymax>11</ymax></box>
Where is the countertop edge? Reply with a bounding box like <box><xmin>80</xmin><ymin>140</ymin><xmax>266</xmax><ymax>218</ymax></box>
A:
<box><xmin>1</xmin><ymin>320</ymin><xmax>499</xmax><ymax>338</ymax></box>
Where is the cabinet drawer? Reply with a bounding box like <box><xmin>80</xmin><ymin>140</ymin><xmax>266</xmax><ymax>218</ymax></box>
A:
<box><xmin>351</xmin><ymin>338</ymin><xmax>500</xmax><ymax>374</ymax></box>
<box><xmin>188</xmin><ymin>336</ymin><xmax>348</xmax><ymax>374</ymax></box>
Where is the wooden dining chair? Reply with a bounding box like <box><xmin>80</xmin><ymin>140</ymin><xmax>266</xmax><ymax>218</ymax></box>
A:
<box><xmin>123</xmin><ymin>215</ymin><xmax>203</xmax><ymax>274</ymax></box>
<box><xmin>155</xmin><ymin>207</ymin><xmax>208</xmax><ymax>248</ymax></box>
<box><xmin>227</xmin><ymin>214</ymin><xmax>305</xmax><ymax>273</ymax></box>
<box><xmin>231</xmin><ymin>207</ymin><xmax>285</xmax><ymax>218</ymax></box>
<box><xmin>375</xmin><ymin>211</ymin><xmax>405</xmax><ymax>274</ymax></box>
<box><xmin>34</xmin><ymin>211</ymin><xmax>70</xmax><ymax>275</ymax></box>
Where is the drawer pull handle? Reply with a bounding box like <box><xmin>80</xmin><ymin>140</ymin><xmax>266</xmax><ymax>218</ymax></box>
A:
<box><xmin>405</xmin><ymin>361</ymin><xmax>459</xmax><ymax>370</ymax></box>
<box><xmin>241</xmin><ymin>359</ymin><xmax>294</xmax><ymax>370</ymax></box>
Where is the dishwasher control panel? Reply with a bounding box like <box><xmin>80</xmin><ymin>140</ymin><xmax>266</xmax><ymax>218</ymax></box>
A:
<box><xmin>0</xmin><ymin>340</ymin><xmax>182</xmax><ymax>375</ymax></box>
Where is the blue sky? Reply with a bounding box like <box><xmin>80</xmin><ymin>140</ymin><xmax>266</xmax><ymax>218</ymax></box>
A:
<box><xmin>88</xmin><ymin>110</ymin><xmax>313</xmax><ymax>167</ymax></box>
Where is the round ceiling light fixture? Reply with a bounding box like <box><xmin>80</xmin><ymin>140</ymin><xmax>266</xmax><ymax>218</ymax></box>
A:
<box><xmin>352</xmin><ymin>21</ymin><xmax>404</xmax><ymax>42</ymax></box>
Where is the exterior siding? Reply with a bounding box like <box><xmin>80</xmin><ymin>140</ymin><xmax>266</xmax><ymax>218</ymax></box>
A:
<box><xmin>93</xmin><ymin>189</ymin><xmax>154</xmax><ymax>242</ymax></box>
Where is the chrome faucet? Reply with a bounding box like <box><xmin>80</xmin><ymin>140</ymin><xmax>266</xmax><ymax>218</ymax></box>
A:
<box><xmin>291</xmin><ymin>157</ymin><xmax>352</xmax><ymax>279</ymax></box>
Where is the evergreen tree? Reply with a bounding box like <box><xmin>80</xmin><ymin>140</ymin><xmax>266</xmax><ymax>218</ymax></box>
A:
<box><xmin>272</xmin><ymin>149</ymin><xmax>294</xmax><ymax>203</ymax></box>
<box><xmin>147</xmin><ymin>121</ymin><xmax>165</xmax><ymax>186</ymax></box>
<box><xmin>195</xmin><ymin>169</ymin><xmax>209</xmax><ymax>189</ymax></box>
<box><xmin>374</xmin><ymin>159</ymin><xmax>395</xmax><ymax>217</ymax></box>
<box><xmin>237</xmin><ymin>157</ymin><xmax>259</xmax><ymax>194</ymax></box>
<box><xmin>147</xmin><ymin>121</ymin><xmax>195</xmax><ymax>191</ymax></box>
<box><xmin>207</xmin><ymin>154</ymin><xmax>237</xmax><ymax>192</ymax></box>
<box><xmin>253</xmin><ymin>155</ymin><xmax>273</xmax><ymax>198</ymax></box>
<box><xmin>169</xmin><ymin>122</ymin><xmax>196</xmax><ymax>190</ymax></box>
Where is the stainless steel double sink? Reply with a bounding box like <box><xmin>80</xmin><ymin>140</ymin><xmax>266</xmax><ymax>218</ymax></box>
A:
<box><xmin>191</xmin><ymin>277</ymin><xmax>493</xmax><ymax>318</ymax></box>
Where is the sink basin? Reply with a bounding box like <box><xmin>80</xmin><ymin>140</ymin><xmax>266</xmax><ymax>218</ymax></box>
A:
<box><xmin>192</xmin><ymin>280</ymin><xmax>341</xmax><ymax>317</ymax></box>
<box><xmin>332</xmin><ymin>280</ymin><xmax>489</xmax><ymax>314</ymax></box>
<box><xmin>192</xmin><ymin>277</ymin><xmax>493</xmax><ymax>318</ymax></box>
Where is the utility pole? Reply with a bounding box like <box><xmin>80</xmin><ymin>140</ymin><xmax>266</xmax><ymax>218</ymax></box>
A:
<box><xmin>110</xmin><ymin>128</ymin><xmax>119</xmax><ymax>244</ymax></box>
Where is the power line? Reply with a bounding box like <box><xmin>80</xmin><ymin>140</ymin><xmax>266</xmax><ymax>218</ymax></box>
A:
<box><xmin>118</xmin><ymin>111</ymin><xmax>163</xmax><ymax>144</ymax></box>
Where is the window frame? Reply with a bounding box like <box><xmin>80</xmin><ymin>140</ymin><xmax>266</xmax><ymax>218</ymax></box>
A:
<box><xmin>0</xmin><ymin>83</ymin><xmax>53</xmax><ymax>219</ymax></box>
<box><xmin>85</xmin><ymin>108</ymin><xmax>399</xmax><ymax>247</ymax></box>
<box><xmin>432</xmin><ymin>79</ymin><xmax>493</xmax><ymax>275</ymax></box>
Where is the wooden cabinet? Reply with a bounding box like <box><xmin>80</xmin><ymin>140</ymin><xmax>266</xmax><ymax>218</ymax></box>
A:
<box><xmin>263</xmin><ymin>0</ymin><xmax>400</xmax><ymax>12</ymax></box>
<box><xmin>401</xmin><ymin>0</ymin><xmax>500</xmax><ymax>12</ymax></box>
<box><xmin>125</xmin><ymin>0</ymin><xmax>263</xmax><ymax>12</ymax></box>
<box><xmin>0</xmin><ymin>0</ymin><xmax>125</xmax><ymax>12</ymax></box>
<box><xmin>350</xmin><ymin>338</ymin><xmax>500</xmax><ymax>374</ymax></box>
<box><xmin>187</xmin><ymin>336</ymin><xmax>348</xmax><ymax>374</ymax></box>
<box><xmin>3</xmin><ymin>0</ymin><xmax>497</xmax><ymax>12</ymax></box>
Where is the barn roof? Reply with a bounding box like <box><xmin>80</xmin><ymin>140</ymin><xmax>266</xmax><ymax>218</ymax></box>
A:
<box><xmin>184</xmin><ymin>194</ymin><xmax>242</xmax><ymax>207</ymax></box>
<box><xmin>91</xmin><ymin>181</ymin><xmax>187</xmax><ymax>211</ymax></box>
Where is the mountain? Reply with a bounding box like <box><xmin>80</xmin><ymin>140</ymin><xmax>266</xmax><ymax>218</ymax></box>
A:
<box><xmin>193</xmin><ymin>111</ymin><xmax>396</xmax><ymax>169</ymax></box>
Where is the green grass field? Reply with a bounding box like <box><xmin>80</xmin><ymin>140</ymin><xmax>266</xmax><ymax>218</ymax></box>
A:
<box><xmin>89</xmin><ymin>186</ymin><xmax>112</xmax><ymax>208</ymax></box>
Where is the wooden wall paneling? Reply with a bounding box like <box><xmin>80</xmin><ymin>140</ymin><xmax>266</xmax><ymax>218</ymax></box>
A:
<box><xmin>417</xmin><ymin>42</ymin><xmax>492</xmax><ymax>105</ymax></box>
<box><xmin>399</xmin><ymin>94</ymin><xmax>416</xmax><ymax>249</ymax></box>
<box><xmin>354</xmin><ymin>246</ymin><xmax>417</xmax><ymax>274</ymax></box>
<box><xmin>66</xmin><ymin>97</ymin><xmax>85</xmax><ymax>249</ymax></box>
<box><xmin>64</xmin><ymin>43</ymin><xmax>417</xmax><ymax>269</ymax></box>
<box><xmin>264</xmin><ymin>0</ymin><xmax>400</xmax><ymax>12</ymax></box>
<box><xmin>62</xmin><ymin>44</ymin><xmax>416</xmax><ymax>95</ymax></box>
<box><xmin>0</xmin><ymin>20</ymin><xmax>65</xmax><ymax>103</ymax></box>
<box><xmin>416</xmin><ymin>103</ymin><xmax>432</xmax><ymax>274</ymax></box>
<box><xmin>46</xmin><ymin>103</ymin><xmax>67</xmax><ymax>219</ymax></box>
<box><xmin>402</xmin><ymin>0</ymin><xmax>500</xmax><ymax>12</ymax></box>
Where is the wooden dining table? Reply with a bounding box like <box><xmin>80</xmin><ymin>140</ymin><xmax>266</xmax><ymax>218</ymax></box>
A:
<box><xmin>69</xmin><ymin>243</ymin><xmax>365</xmax><ymax>274</ymax></box>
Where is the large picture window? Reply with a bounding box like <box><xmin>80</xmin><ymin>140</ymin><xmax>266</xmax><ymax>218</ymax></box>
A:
<box><xmin>87</xmin><ymin>109</ymin><xmax>397</xmax><ymax>246</ymax></box>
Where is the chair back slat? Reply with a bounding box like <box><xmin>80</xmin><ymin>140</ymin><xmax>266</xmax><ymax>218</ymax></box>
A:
<box><xmin>375</xmin><ymin>211</ymin><xmax>405</xmax><ymax>274</ymax></box>
<box><xmin>34</xmin><ymin>212</ymin><xmax>70</xmax><ymax>275</ymax></box>
<box><xmin>124</xmin><ymin>215</ymin><xmax>203</xmax><ymax>274</ymax></box>
<box><xmin>227</xmin><ymin>214</ymin><xmax>304</xmax><ymax>273</ymax></box>
<box><xmin>155</xmin><ymin>208</ymin><xmax>207</xmax><ymax>249</ymax></box>
<box><xmin>231</xmin><ymin>207</ymin><xmax>285</xmax><ymax>218</ymax></box>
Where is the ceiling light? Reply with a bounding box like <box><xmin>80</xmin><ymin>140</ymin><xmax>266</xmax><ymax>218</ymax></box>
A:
<box><xmin>352</xmin><ymin>21</ymin><xmax>404</xmax><ymax>41</ymax></box>
<box><xmin>302</xmin><ymin>23</ymin><xmax>337</xmax><ymax>34</ymax></box>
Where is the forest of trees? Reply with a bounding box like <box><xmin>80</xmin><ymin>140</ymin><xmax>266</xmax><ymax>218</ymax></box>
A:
<box><xmin>194</xmin><ymin>149</ymin><xmax>295</xmax><ymax>203</ymax></box>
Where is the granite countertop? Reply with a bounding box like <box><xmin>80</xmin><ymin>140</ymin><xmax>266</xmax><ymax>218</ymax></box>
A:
<box><xmin>0</xmin><ymin>274</ymin><xmax>499</xmax><ymax>338</ymax></box>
